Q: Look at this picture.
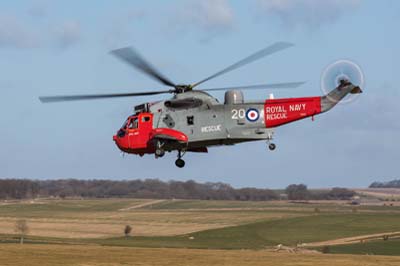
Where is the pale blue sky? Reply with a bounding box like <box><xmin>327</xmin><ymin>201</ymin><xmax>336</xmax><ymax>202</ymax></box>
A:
<box><xmin>0</xmin><ymin>0</ymin><xmax>399</xmax><ymax>188</ymax></box>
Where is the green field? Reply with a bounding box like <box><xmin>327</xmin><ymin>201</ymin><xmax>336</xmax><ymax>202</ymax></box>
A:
<box><xmin>326</xmin><ymin>239</ymin><xmax>400</xmax><ymax>256</ymax></box>
<box><xmin>0</xmin><ymin>199</ymin><xmax>148</xmax><ymax>218</ymax></box>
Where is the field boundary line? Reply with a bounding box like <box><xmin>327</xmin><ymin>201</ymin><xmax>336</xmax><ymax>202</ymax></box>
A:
<box><xmin>119</xmin><ymin>200</ymin><xmax>166</xmax><ymax>211</ymax></box>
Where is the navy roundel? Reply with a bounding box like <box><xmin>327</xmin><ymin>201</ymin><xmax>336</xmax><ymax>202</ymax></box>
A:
<box><xmin>246</xmin><ymin>108</ymin><xmax>259</xmax><ymax>122</ymax></box>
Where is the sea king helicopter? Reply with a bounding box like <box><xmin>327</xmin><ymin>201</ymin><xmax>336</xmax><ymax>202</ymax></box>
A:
<box><xmin>40</xmin><ymin>42</ymin><xmax>363</xmax><ymax>168</ymax></box>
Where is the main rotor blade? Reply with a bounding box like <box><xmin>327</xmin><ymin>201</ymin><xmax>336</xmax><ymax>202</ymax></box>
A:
<box><xmin>192</xmin><ymin>42</ymin><xmax>294</xmax><ymax>88</ymax></box>
<box><xmin>39</xmin><ymin>89</ymin><xmax>173</xmax><ymax>103</ymax></box>
<box><xmin>110</xmin><ymin>47</ymin><xmax>176</xmax><ymax>87</ymax></box>
<box><xmin>202</xmin><ymin>81</ymin><xmax>306</xmax><ymax>92</ymax></box>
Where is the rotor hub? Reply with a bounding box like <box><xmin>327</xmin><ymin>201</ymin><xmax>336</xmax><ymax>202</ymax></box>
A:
<box><xmin>174</xmin><ymin>85</ymin><xmax>193</xmax><ymax>94</ymax></box>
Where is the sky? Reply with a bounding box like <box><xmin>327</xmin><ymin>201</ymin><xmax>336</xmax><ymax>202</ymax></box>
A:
<box><xmin>0</xmin><ymin>0</ymin><xmax>399</xmax><ymax>188</ymax></box>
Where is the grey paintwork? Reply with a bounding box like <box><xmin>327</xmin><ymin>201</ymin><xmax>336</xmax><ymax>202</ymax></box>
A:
<box><xmin>149</xmin><ymin>90</ymin><xmax>272</xmax><ymax>150</ymax></box>
<box><xmin>321</xmin><ymin>82</ymin><xmax>360</xmax><ymax>112</ymax></box>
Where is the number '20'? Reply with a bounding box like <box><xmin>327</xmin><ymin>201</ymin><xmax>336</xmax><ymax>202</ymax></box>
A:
<box><xmin>231</xmin><ymin>109</ymin><xmax>245</xmax><ymax>119</ymax></box>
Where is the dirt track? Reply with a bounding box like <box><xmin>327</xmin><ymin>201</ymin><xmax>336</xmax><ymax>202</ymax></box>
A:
<box><xmin>118</xmin><ymin>199</ymin><xmax>166</xmax><ymax>211</ymax></box>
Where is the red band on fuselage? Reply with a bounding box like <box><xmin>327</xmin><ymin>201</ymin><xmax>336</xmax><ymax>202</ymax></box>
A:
<box><xmin>264</xmin><ymin>97</ymin><xmax>321</xmax><ymax>128</ymax></box>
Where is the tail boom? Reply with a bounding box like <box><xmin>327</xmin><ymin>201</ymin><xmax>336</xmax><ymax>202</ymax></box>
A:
<box><xmin>321</xmin><ymin>80</ymin><xmax>362</xmax><ymax>112</ymax></box>
<box><xmin>264</xmin><ymin>81</ymin><xmax>361</xmax><ymax>128</ymax></box>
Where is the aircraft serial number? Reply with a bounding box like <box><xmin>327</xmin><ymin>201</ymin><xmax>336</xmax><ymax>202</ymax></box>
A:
<box><xmin>231</xmin><ymin>109</ymin><xmax>246</xmax><ymax>119</ymax></box>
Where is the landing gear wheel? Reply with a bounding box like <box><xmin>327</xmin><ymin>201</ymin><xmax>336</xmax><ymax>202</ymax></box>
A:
<box><xmin>268</xmin><ymin>143</ymin><xmax>276</xmax><ymax>151</ymax></box>
<box><xmin>155</xmin><ymin>140</ymin><xmax>165</xmax><ymax>158</ymax></box>
<box><xmin>175</xmin><ymin>158</ymin><xmax>185</xmax><ymax>168</ymax></box>
<box><xmin>155</xmin><ymin>148</ymin><xmax>165</xmax><ymax>158</ymax></box>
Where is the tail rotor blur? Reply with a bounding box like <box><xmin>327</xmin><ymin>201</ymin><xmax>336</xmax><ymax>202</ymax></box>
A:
<box><xmin>321</xmin><ymin>59</ymin><xmax>365</xmax><ymax>104</ymax></box>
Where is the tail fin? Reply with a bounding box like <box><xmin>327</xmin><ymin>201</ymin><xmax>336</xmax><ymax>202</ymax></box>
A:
<box><xmin>321</xmin><ymin>80</ymin><xmax>362</xmax><ymax>112</ymax></box>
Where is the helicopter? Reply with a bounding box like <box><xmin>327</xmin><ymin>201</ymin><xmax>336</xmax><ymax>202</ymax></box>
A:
<box><xmin>40</xmin><ymin>42</ymin><xmax>363</xmax><ymax>168</ymax></box>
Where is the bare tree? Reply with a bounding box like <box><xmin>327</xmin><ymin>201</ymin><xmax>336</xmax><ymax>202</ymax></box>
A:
<box><xmin>321</xmin><ymin>245</ymin><xmax>330</xmax><ymax>254</ymax></box>
<box><xmin>15</xmin><ymin>219</ymin><xmax>29</xmax><ymax>244</ymax></box>
<box><xmin>124</xmin><ymin>225</ymin><xmax>132</xmax><ymax>238</ymax></box>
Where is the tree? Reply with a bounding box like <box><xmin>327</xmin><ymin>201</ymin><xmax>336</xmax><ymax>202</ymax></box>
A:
<box><xmin>285</xmin><ymin>184</ymin><xmax>310</xmax><ymax>200</ymax></box>
<box><xmin>15</xmin><ymin>219</ymin><xmax>29</xmax><ymax>244</ymax></box>
<box><xmin>124</xmin><ymin>225</ymin><xmax>132</xmax><ymax>238</ymax></box>
<box><xmin>321</xmin><ymin>245</ymin><xmax>330</xmax><ymax>254</ymax></box>
<box><xmin>328</xmin><ymin>187</ymin><xmax>355</xmax><ymax>200</ymax></box>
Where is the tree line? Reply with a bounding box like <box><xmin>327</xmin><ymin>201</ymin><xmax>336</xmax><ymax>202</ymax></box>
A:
<box><xmin>285</xmin><ymin>184</ymin><xmax>355</xmax><ymax>200</ymax></box>
<box><xmin>370</xmin><ymin>179</ymin><xmax>400</xmax><ymax>188</ymax></box>
<box><xmin>0</xmin><ymin>179</ymin><xmax>278</xmax><ymax>201</ymax></box>
<box><xmin>0</xmin><ymin>179</ymin><xmax>356</xmax><ymax>201</ymax></box>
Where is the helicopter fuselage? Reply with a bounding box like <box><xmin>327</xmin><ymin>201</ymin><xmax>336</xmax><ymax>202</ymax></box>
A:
<box><xmin>113</xmin><ymin>89</ymin><xmax>325</xmax><ymax>156</ymax></box>
<box><xmin>113</xmin><ymin>81</ymin><xmax>361</xmax><ymax>162</ymax></box>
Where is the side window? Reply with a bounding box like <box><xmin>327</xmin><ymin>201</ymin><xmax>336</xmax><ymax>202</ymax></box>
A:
<box><xmin>142</xmin><ymin>116</ymin><xmax>151</xmax><ymax>122</ymax></box>
<box><xmin>187</xmin><ymin>116</ymin><xmax>194</xmax><ymax>125</ymax></box>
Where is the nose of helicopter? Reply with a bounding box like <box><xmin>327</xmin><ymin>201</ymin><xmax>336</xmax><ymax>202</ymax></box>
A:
<box><xmin>113</xmin><ymin>134</ymin><xmax>121</xmax><ymax>149</ymax></box>
<box><xmin>113</xmin><ymin>130</ymin><xmax>129</xmax><ymax>151</ymax></box>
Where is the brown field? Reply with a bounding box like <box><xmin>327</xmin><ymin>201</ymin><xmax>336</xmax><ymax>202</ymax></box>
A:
<box><xmin>0</xmin><ymin>217</ymin><xmax>232</xmax><ymax>238</ymax></box>
<box><xmin>1</xmin><ymin>244</ymin><xmax>400</xmax><ymax>266</ymax></box>
<box><xmin>356</xmin><ymin>188</ymin><xmax>400</xmax><ymax>202</ymax></box>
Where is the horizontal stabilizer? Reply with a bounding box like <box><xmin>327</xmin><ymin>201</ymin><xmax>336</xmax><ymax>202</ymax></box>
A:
<box><xmin>350</xmin><ymin>86</ymin><xmax>362</xmax><ymax>94</ymax></box>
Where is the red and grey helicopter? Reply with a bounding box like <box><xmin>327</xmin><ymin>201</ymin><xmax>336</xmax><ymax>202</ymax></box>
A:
<box><xmin>40</xmin><ymin>42</ymin><xmax>363</xmax><ymax>168</ymax></box>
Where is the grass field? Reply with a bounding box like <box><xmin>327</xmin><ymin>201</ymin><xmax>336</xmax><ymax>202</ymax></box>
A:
<box><xmin>324</xmin><ymin>239</ymin><xmax>400</xmax><ymax>256</ymax></box>
<box><xmin>1</xmin><ymin>198</ymin><xmax>400</xmax><ymax>265</ymax></box>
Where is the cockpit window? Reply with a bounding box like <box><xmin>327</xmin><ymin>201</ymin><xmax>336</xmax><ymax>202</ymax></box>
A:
<box><xmin>121</xmin><ymin>120</ymin><xmax>128</xmax><ymax>129</ymax></box>
<box><xmin>142</xmin><ymin>116</ymin><xmax>151</xmax><ymax>122</ymax></box>
<box><xmin>128</xmin><ymin>117</ymin><xmax>138</xmax><ymax>129</ymax></box>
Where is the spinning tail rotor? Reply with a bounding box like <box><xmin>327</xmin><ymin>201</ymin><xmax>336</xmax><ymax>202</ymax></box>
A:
<box><xmin>321</xmin><ymin>59</ymin><xmax>365</xmax><ymax>104</ymax></box>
